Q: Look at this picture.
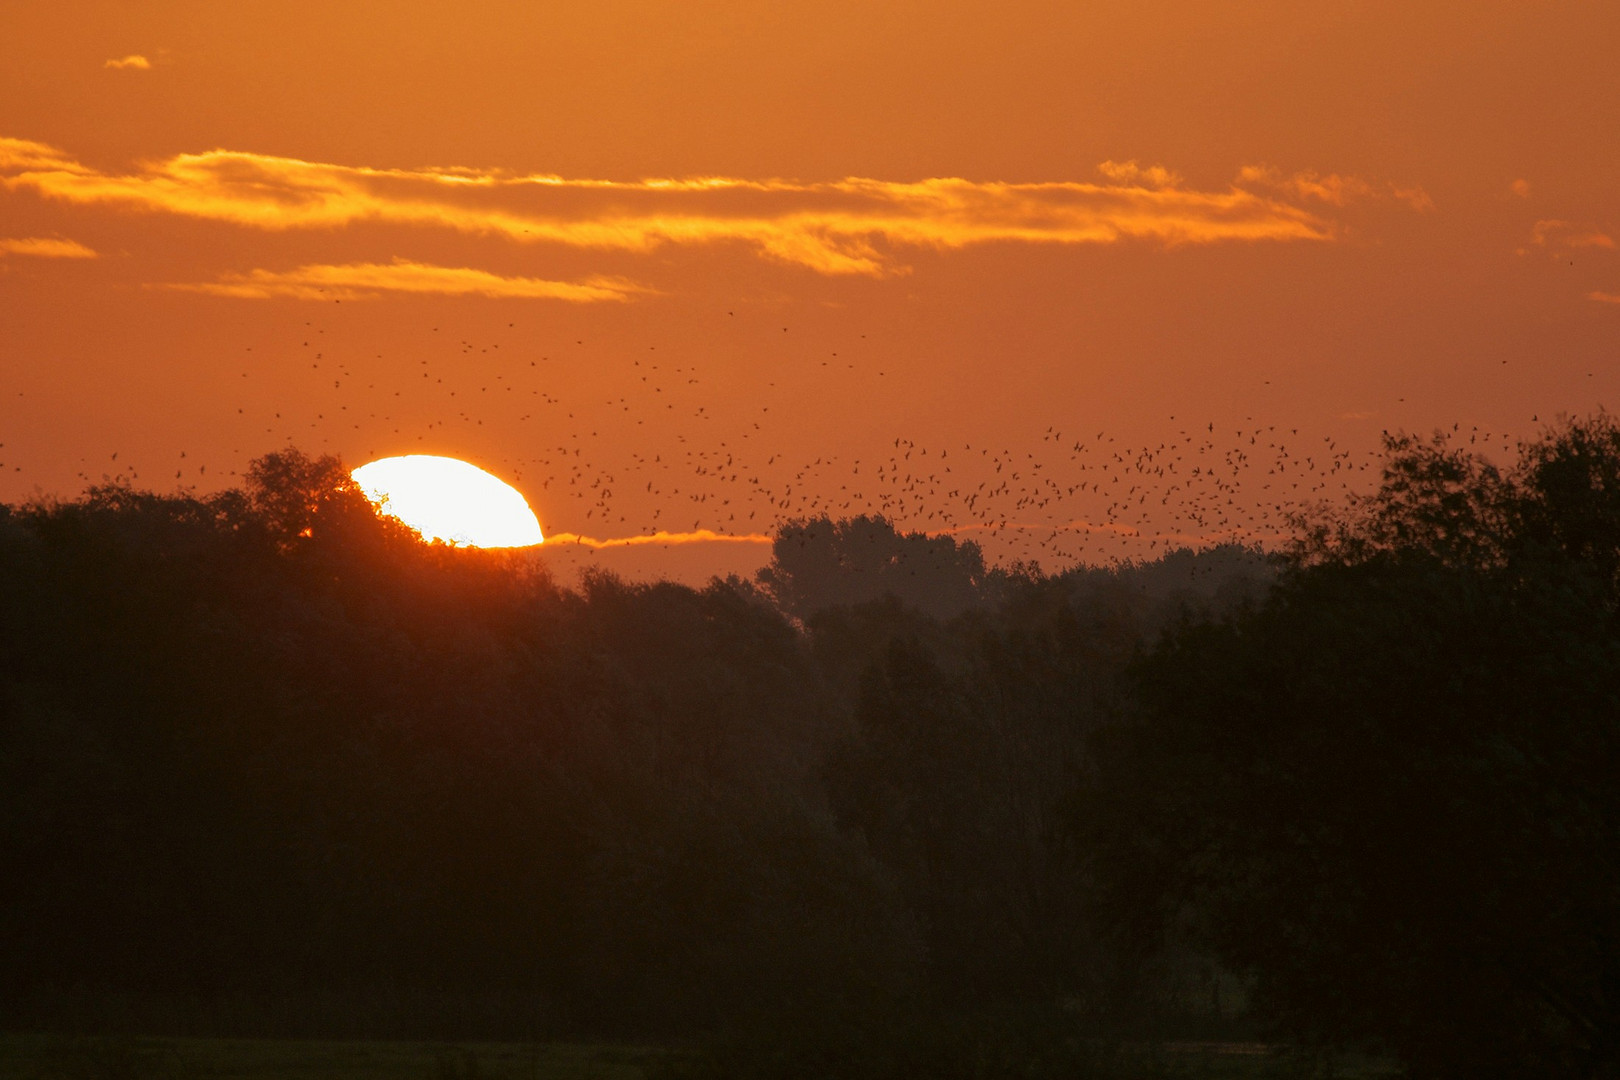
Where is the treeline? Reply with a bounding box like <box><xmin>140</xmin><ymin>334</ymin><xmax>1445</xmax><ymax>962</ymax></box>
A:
<box><xmin>1</xmin><ymin>421</ymin><xmax>1616</xmax><ymax>1079</ymax></box>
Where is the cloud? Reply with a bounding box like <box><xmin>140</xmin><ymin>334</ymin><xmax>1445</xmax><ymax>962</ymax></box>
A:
<box><xmin>1237</xmin><ymin>165</ymin><xmax>1373</xmax><ymax>206</ymax></box>
<box><xmin>0</xmin><ymin>137</ymin><xmax>1386</xmax><ymax>276</ymax></box>
<box><xmin>557</xmin><ymin>520</ymin><xmax>1298</xmax><ymax>555</ymax></box>
<box><xmin>1389</xmin><ymin>185</ymin><xmax>1435</xmax><ymax>213</ymax></box>
<box><xmin>0</xmin><ymin>139</ymin><xmax>83</xmax><ymax>171</ymax></box>
<box><xmin>1095</xmin><ymin>160</ymin><xmax>1184</xmax><ymax>189</ymax></box>
<box><xmin>1530</xmin><ymin>219</ymin><xmax>1616</xmax><ymax>251</ymax></box>
<box><xmin>0</xmin><ymin>236</ymin><xmax>96</xmax><ymax>258</ymax></box>
<box><xmin>1588</xmin><ymin>291</ymin><xmax>1620</xmax><ymax>305</ymax></box>
<box><xmin>546</xmin><ymin>530</ymin><xmax>772</xmax><ymax>547</ymax></box>
<box><xmin>104</xmin><ymin>55</ymin><xmax>152</xmax><ymax>70</ymax></box>
<box><xmin>1509</xmin><ymin>179</ymin><xmax>1532</xmax><ymax>199</ymax></box>
<box><xmin>159</xmin><ymin>258</ymin><xmax>644</xmax><ymax>301</ymax></box>
<box><xmin>1236</xmin><ymin>165</ymin><xmax>1433</xmax><ymax>211</ymax></box>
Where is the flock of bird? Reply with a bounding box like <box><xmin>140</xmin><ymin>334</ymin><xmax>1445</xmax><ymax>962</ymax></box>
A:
<box><xmin>26</xmin><ymin>307</ymin><xmax>1538</xmax><ymax>571</ymax></box>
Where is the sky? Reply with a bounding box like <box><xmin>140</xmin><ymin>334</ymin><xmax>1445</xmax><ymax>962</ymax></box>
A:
<box><xmin>3</xmin><ymin>0</ymin><xmax>1617</xmax><ymax>581</ymax></box>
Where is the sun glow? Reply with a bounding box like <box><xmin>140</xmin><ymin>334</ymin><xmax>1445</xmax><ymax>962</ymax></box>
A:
<box><xmin>352</xmin><ymin>455</ymin><xmax>544</xmax><ymax>548</ymax></box>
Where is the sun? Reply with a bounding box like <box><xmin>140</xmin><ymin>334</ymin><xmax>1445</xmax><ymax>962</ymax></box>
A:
<box><xmin>351</xmin><ymin>455</ymin><xmax>544</xmax><ymax>548</ymax></box>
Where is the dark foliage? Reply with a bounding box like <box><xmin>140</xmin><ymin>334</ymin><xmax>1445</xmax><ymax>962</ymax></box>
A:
<box><xmin>758</xmin><ymin>514</ymin><xmax>994</xmax><ymax>621</ymax></box>
<box><xmin>0</xmin><ymin>441</ymin><xmax>1281</xmax><ymax>1060</ymax></box>
<box><xmin>1085</xmin><ymin>417</ymin><xmax>1620</xmax><ymax>1079</ymax></box>
<box><xmin>0</xmin><ymin>453</ymin><xmax>902</xmax><ymax>1038</ymax></box>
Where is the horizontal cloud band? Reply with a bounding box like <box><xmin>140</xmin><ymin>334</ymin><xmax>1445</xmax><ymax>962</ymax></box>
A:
<box><xmin>546</xmin><ymin>530</ymin><xmax>772</xmax><ymax>548</ymax></box>
<box><xmin>0</xmin><ymin>235</ymin><xmax>96</xmax><ymax>258</ymax></box>
<box><xmin>158</xmin><ymin>259</ymin><xmax>643</xmax><ymax>301</ymax></box>
<box><xmin>1</xmin><ymin>137</ymin><xmax>1376</xmax><ymax>275</ymax></box>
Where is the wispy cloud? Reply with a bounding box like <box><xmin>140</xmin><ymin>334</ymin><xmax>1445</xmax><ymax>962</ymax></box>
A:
<box><xmin>1588</xmin><ymin>291</ymin><xmax>1620</xmax><ymax>305</ymax></box>
<box><xmin>158</xmin><ymin>258</ymin><xmax>645</xmax><ymax>301</ymax></box>
<box><xmin>1523</xmin><ymin>220</ymin><xmax>1617</xmax><ymax>274</ymax></box>
<box><xmin>104</xmin><ymin>55</ymin><xmax>152</xmax><ymax>70</ymax></box>
<box><xmin>558</xmin><ymin>520</ymin><xmax>1294</xmax><ymax>553</ymax></box>
<box><xmin>1095</xmin><ymin>160</ymin><xmax>1185</xmax><ymax>189</ymax></box>
<box><xmin>0</xmin><ymin>137</ymin><xmax>1404</xmax><ymax>276</ymax></box>
<box><xmin>1235</xmin><ymin>164</ymin><xmax>1433</xmax><ymax>211</ymax></box>
<box><xmin>546</xmin><ymin>530</ymin><xmax>772</xmax><ymax>548</ymax></box>
<box><xmin>1530</xmin><ymin>219</ymin><xmax>1616</xmax><ymax>251</ymax></box>
<box><xmin>0</xmin><ymin>235</ymin><xmax>96</xmax><ymax>258</ymax></box>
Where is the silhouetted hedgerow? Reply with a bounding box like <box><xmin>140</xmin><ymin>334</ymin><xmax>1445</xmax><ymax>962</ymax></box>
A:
<box><xmin>23</xmin><ymin>423</ymin><xmax>1607</xmax><ymax>1080</ymax></box>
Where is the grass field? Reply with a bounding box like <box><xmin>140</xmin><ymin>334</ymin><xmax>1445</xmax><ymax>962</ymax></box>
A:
<box><xmin>0</xmin><ymin>1034</ymin><xmax>668</xmax><ymax>1080</ymax></box>
<box><xmin>0</xmin><ymin>1033</ymin><xmax>1402</xmax><ymax>1079</ymax></box>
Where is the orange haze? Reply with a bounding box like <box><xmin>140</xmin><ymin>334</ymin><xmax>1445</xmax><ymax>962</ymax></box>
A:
<box><xmin>3</xmin><ymin>0</ymin><xmax>1617</xmax><ymax>580</ymax></box>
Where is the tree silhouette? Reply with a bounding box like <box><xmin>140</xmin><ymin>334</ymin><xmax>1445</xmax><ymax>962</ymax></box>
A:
<box><xmin>1085</xmin><ymin>416</ymin><xmax>1620</xmax><ymax>1079</ymax></box>
<box><xmin>758</xmin><ymin>514</ymin><xmax>990</xmax><ymax>620</ymax></box>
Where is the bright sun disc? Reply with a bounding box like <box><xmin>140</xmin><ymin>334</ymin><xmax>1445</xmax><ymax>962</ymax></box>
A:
<box><xmin>352</xmin><ymin>455</ymin><xmax>544</xmax><ymax>548</ymax></box>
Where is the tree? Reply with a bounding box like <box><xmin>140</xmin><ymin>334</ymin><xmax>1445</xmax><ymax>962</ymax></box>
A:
<box><xmin>0</xmin><ymin>450</ymin><xmax>921</xmax><ymax>1039</ymax></box>
<box><xmin>758</xmin><ymin>515</ymin><xmax>991</xmax><ymax>621</ymax></box>
<box><xmin>1085</xmin><ymin>416</ymin><xmax>1620</xmax><ymax>1078</ymax></box>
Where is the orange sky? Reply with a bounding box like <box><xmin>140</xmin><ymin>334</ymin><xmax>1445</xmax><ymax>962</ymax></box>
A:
<box><xmin>3</xmin><ymin>0</ymin><xmax>1617</xmax><ymax>580</ymax></box>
